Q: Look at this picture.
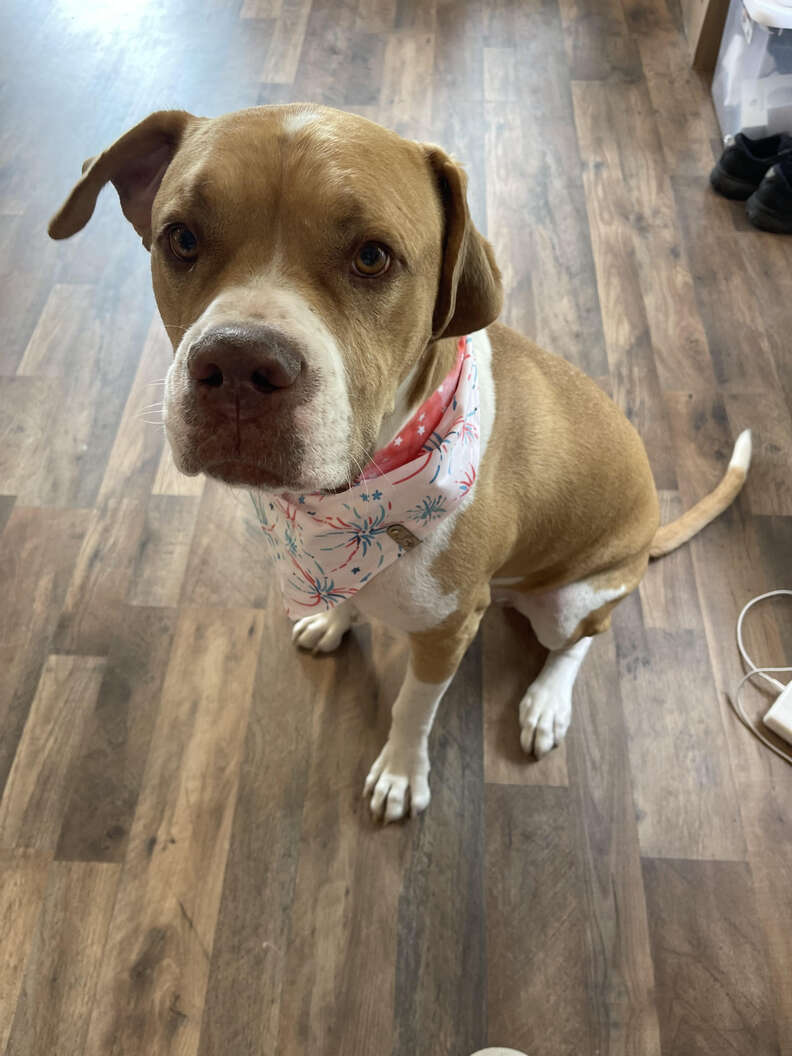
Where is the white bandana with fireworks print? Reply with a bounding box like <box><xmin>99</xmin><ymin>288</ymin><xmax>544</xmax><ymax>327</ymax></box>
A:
<box><xmin>251</xmin><ymin>335</ymin><xmax>480</xmax><ymax>620</ymax></box>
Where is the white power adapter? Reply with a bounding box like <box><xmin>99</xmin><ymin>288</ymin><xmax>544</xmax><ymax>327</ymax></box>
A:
<box><xmin>763</xmin><ymin>680</ymin><xmax>792</xmax><ymax>746</ymax></box>
<box><xmin>730</xmin><ymin>589</ymin><xmax>792</xmax><ymax>765</ymax></box>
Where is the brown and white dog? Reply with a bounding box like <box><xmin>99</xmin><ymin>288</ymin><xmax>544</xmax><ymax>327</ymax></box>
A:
<box><xmin>49</xmin><ymin>105</ymin><xmax>751</xmax><ymax>822</ymax></box>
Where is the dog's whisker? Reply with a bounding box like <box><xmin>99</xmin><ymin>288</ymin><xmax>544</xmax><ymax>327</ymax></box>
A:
<box><xmin>348</xmin><ymin>450</ymin><xmax>366</xmax><ymax>484</ymax></box>
<box><xmin>348</xmin><ymin>440</ymin><xmax>390</xmax><ymax>486</ymax></box>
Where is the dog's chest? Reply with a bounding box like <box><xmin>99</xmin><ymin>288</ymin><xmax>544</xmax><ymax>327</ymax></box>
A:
<box><xmin>354</xmin><ymin>328</ymin><xmax>496</xmax><ymax>634</ymax></box>
<box><xmin>353</xmin><ymin>508</ymin><xmax>464</xmax><ymax>631</ymax></box>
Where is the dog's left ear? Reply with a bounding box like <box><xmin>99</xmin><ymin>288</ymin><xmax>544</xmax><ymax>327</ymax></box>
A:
<box><xmin>48</xmin><ymin>109</ymin><xmax>199</xmax><ymax>249</ymax></box>
<box><xmin>423</xmin><ymin>146</ymin><xmax>503</xmax><ymax>339</ymax></box>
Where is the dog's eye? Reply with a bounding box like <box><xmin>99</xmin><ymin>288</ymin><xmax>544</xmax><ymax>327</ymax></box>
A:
<box><xmin>353</xmin><ymin>242</ymin><xmax>390</xmax><ymax>277</ymax></box>
<box><xmin>168</xmin><ymin>224</ymin><xmax>199</xmax><ymax>262</ymax></box>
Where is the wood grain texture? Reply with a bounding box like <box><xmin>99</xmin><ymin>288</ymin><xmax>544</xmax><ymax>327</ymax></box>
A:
<box><xmin>196</xmin><ymin>605</ymin><xmax>314</xmax><ymax>1056</ymax></box>
<box><xmin>260</xmin><ymin>0</ymin><xmax>313</xmax><ymax>83</ymax></box>
<box><xmin>55</xmin><ymin>607</ymin><xmax>178</xmax><ymax>864</ymax></box>
<box><xmin>1</xmin><ymin>0</ymin><xmax>790</xmax><ymax>1051</ymax></box>
<box><xmin>559</xmin><ymin>0</ymin><xmax>643</xmax><ymax>83</ymax></box>
<box><xmin>566</xmin><ymin>626</ymin><xmax>662</xmax><ymax>1056</ymax></box>
<box><xmin>378</xmin><ymin>29</ymin><xmax>435</xmax><ymax>139</ymax></box>
<box><xmin>733</xmin><ymin>739</ymin><xmax>792</xmax><ymax>1056</ymax></box>
<box><xmin>485</xmin><ymin>98</ymin><xmax>607</xmax><ymax>376</ymax></box>
<box><xmin>615</xmin><ymin>592</ymin><xmax>746</xmax><ymax>861</ymax></box>
<box><xmin>0</xmin><ymin>655</ymin><xmax>105</xmax><ymax>852</ymax></box>
<box><xmin>5</xmin><ymin>862</ymin><xmax>119</xmax><ymax>1056</ymax></box>
<box><xmin>672</xmin><ymin>177</ymin><xmax>784</xmax><ymax>393</ymax></box>
<box><xmin>97</xmin><ymin>317</ymin><xmax>172</xmax><ymax>506</ymax></box>
<box><xmin>53</xmin><ymin>498</ymin><xmax>147</xmax><ymax>655</ymax></box>
<box><xmin>572</xmin><ymin>80</ymin><xmax>678</xmax><ymax>490</ymax></box>
<box><xmin>180</xmin><ymin>480</ymin><xmax>273</xmax><ymax>609</ymax></box>
<box><xmin>15</xmin><ymin>281</ymin><xmax>153</xmax><ymax>507</ymax></box>
<box><xmin>0</xmin><ymin>377</ymin><xmax>60</xmax><ymax>499</ymax></box>
<box><xmin>0</xmin><ymin>496</ymin><xmax>14</xmax><ymax>537</ymax></box>
<box><xmin>127</xmin><ymin>496</ymin><xmax>201</xmax><ymax>608</ymax></box>
<box><xmin>0</xmin><ymin>852</ymin><xmax>50</xmax><ymax>1054</ymax></box>
<box><xmin>623</xmin><ymin>0</ymin><xmax>716</xmax><ymax>178</ymax></box>
<box><xmin>643</xmin><ymin>858</ymin><xmax>780</xmax><ymax>1056</ymax></box>
<box><xmin>486</xmin><ymin>784</ymin><xmax>592</xmax><ymax>1055</ymax></box>
<box><xmin>82</xmin><ymin>607</ymin><xmax>263</xmax><ymax>1056</ymax></box>
<box><xmin>0</xmin><ymin>506</ymin><xmax>90</xmax><ymax>794</ymax></box>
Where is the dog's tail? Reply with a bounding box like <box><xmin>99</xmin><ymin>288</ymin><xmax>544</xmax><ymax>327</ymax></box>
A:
<box><xmin>649</xmin><ymin>429</ymin><xmax>752</xmax><ymax>559</ymax></box>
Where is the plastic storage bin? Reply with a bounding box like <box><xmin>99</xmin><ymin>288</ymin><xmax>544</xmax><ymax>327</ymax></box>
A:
<box><xmin>712</xmin><ymin>0</ymin><xmax>792</xmax><ymax>138</ymax></box>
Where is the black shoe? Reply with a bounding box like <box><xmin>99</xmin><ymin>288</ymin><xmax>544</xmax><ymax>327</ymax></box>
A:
<box><xmin>710</xmin><ymin>132</ymin><xmax>792</xmax><ymax>200</ymax></box>
<box><xmin>746</xmin><ymin>155</ymin><xmax>792</xmax><ymax>233</ymax></box>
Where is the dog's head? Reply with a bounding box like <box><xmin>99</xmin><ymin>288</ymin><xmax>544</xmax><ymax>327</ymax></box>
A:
<box><xmin>49</xmin><ymin>105</ymin><xmax>502</xmax><ymax>492</ymax></box>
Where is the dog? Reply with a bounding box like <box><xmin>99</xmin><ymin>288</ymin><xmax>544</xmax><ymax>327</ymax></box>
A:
<box><xmin>49</xmin><ymin>104</ymin><xmax>751</xmax><ymax>823</ymax></box>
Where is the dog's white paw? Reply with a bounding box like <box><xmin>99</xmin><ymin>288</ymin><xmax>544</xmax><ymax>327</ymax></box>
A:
<box><xmin>519</xmin><ymin>682</ymin><xmax>572</xmax><ymax>758</ymax></box>
<box><xmin>364</xmin><ymin>741</ymin><xmax>431</xmax><ymax>823</ymax></box>
<box><xmin>292</xmin><ymin>608</ymin><xmax>352</xmax><ymax>653</ymax></box>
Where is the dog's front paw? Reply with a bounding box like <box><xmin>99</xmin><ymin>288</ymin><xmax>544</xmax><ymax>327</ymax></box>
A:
<box><xmin>364</xmin><ymin>740</ymin><xmax>431</xmax><ymax>823</ymax></box>
<box><xmin>292</xmin><ymin>607</ymin><xmax>352</xmax><ymax>653</ymax></box>
<box><xmin>519</xmin><ymin>683</ymin><xmax>572</xmax><ymax>759</ymax></box>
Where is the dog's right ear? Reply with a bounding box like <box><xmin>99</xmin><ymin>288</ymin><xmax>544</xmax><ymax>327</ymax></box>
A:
<box><xmin>422</xmin><ymin>145</ymin><xmax>503</xmax><ymax>339</ymax></box>
<box><xmin>48</xmin><ymin>110</ymin><xmax>199</xmax><ymax>250</ymax></box>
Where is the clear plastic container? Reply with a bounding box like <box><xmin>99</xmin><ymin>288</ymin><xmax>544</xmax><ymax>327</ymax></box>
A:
<box><xmin>712</xmin><ymin>0</ymin><xmax>792</xmax><ymax>138</ymax></box>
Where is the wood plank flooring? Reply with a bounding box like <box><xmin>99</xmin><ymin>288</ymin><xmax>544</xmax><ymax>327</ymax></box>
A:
<box><xmin>1</xmin><ymin>0</ymin><xmax>791</xmax><ymax>1053</ymax></box>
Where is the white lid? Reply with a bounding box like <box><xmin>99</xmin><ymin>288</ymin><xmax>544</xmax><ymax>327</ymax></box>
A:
<box><xmin>744</xmin><ymin>0</ymin><xmax>792</xmax><ymax>28</ymax></box>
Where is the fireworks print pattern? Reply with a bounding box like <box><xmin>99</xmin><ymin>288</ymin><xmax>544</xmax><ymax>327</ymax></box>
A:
<box><xmin>251</xmin><ymin>335</ymin><xmax>481</xmax><ymax>619</ymax></box>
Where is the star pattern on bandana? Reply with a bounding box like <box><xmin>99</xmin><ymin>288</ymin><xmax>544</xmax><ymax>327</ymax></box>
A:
<box><xmin>356</xmin><ymin>337</ymin><xmax>468</xmax><ymax>479</ymax></box>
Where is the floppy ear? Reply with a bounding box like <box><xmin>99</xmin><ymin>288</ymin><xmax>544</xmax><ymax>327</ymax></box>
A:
<box><xmin>48</xmin><ymin>110</ymin><xmax>198</xmax><ymax>249</ymax></box>
<box><xmin>423</xmin><ymin>146</ymin><xmax>503</xmax><ymax>339</ymax></box>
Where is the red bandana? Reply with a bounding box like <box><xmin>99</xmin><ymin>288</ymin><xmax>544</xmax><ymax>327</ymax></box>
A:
<box><xmin>360</xmin><ymin>337</ymin><xmax>467</xmax><ymax>479</ymax></box>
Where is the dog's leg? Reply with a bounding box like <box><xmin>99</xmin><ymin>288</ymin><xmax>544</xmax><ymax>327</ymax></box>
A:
<box><xmin>292</xmin><ymin>600</ymin><xmax>355</xmax><ymax>653</ymax></box>
<box><xmin>364</xmin><ymin>665</ymin><xmax>450</xmax><ymax>822</ymax></box>
<box><xmin>364</xmin><ymin>599</ymin><xmax>486</xmax><ymax>822</ymax></box>
<box><xmin>519</xmin><ymin>636</ymin><xmax>591</xmax><ymax>758</ymax></box>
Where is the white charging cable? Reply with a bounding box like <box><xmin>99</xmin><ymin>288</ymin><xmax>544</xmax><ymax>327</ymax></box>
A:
<box><xmin>729</xmin><ymin>589</ymin><xmax>792</xmax><ymax>765</ymax></box>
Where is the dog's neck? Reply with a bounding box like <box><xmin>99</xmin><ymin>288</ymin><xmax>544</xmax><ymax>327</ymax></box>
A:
<box><xmin>375</xmin><ymin>335</ymin><xmax>460</xmax><ymax>450</ymax></box>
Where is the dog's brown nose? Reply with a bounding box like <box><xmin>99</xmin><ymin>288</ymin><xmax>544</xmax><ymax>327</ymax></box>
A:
<box><xmin>188</xmin><ymin>325</ymin><xmax>303</xmax><ymax>395</ymax></box>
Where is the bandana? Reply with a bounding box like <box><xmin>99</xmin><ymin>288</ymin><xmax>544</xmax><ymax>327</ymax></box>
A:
<box><xmin>251</xmin><ymin>335</ymin><xmax>480</xmax><ymax>620</ymax></box>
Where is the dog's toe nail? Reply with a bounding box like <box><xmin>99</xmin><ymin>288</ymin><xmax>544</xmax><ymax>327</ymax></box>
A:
<box><xmin>553</xmin><ymin>716</ymin><xmax>569</xmax><ymax>743</ymax></box>
<box><xmin>520</xmin><ymin>726</ymin><xmax>535</xmax><ymax>755</ymax></box>
<box><xmin>385</xmin><ymin>795</ymin><xmax>405</xmax><ymax>823</ymax></box>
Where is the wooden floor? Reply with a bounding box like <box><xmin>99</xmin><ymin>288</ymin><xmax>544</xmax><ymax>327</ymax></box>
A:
<box><xmin>1</xmin><ymin>0</ymin><xmax>791</xmax><ymax>1053</ymax></box>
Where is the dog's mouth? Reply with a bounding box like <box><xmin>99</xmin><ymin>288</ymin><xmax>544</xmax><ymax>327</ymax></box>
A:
<box><xmin>201</xmin><ymin>457</ymin><xmax>297</xmax><ymax>490</ymax></box>
<box><xmin>175</xmin><ymin>437</ymin><xmax>357</xmax><ymax>494</ymax></box>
